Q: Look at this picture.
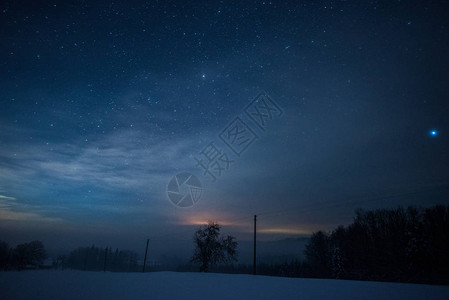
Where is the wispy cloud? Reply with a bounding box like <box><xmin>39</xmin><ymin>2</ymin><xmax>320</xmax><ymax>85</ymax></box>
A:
<box><xmin>0</xmin><ymin>127</ymin><xmax>200</xmax><ymax>192</ymax></box>
<box><xmin>0</xmin><ymin>194</ymin><xmax>61</xmax><ymax>222</ymax></box>
<box><xmin>0</xmin><ymin>121</ymin><xmax>208</xmax><ymax>223</ymax></box>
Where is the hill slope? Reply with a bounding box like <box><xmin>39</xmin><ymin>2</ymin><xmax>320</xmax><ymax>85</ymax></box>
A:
<box><xmin>1</xmin><ymin>270</ymin><xmax>448</xmax><ymax>300</ymax></box>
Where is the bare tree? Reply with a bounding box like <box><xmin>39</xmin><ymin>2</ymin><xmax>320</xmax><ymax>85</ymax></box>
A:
<box><xmin>191</xmin><ymin>221</ymin><xmax>237</xmax><ymax>272</ymax></box>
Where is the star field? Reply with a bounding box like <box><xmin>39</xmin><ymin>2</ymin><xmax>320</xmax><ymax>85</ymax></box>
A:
<box><xmin>1</xmin><ymin>0</ymin><xmax>448</xmax><ymax>254</ymax></box>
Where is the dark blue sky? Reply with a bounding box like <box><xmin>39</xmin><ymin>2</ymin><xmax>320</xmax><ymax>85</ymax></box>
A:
<box><xmin>1</xmin><ymin>1</ymin><xmax>449</xmax><ymax>256</ymax></box>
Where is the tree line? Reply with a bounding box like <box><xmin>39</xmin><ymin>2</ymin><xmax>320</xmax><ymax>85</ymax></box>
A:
<box><xmin>54</xmin><ymin>245</ymin><xmax>139</xmax><ymax>272</ymax></box>
<box><xmin>0</xmin><ymin>241</ymin><xmax>140</xmax><ymax>272</ymax></box>
<box><xmin>0</xmin><ymin>240</ymin><xmax>47</xmax><ymax>270</ymax></box>
<box><xmin>302</xmin><ymin>205</ymin><xmax>449</xmax><ymax>284</ymax></box>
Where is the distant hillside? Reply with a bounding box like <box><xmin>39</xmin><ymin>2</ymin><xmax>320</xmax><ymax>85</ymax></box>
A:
<box><xmin>147</xmin><ymin>237</ymin><xmax>310</xmax><ymax>269</ymax></box>
<box><xmin>237</xmin><ymin>237</ymin><xmax>309</xmax><ymax>264</ymax></box>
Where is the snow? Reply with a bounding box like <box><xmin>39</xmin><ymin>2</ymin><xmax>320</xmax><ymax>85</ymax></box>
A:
<box><xmin>1</xmin><ymin>271</ymin><xmax>448</xmax><ymax>300</ymax></box>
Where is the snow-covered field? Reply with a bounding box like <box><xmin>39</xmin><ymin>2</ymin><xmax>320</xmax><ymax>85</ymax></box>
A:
<box><xmin>1</xmin><ymin>270</ymin><xmax>448</xmax><ymax>300</ymax></box>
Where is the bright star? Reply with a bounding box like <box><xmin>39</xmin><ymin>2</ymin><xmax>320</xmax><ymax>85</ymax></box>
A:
<box><xmin>202</xmin><ymin>74</ymin><xmax>206</xmax><ymax>78</ymax></box>
<box><xmin>430</xmin><ymin>130</ymin><xmax>438</xmax><ymax>136</ymax></box>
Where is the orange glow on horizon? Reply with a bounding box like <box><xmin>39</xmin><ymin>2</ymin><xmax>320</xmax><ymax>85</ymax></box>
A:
<box><xmin>176</xmin><ymin>211</ymin><xmax>317</xmax><ymax>236</ymax></box>
<box><xmin>178</xmin><ymin>213</ymin><xmax>249</xmax><ymax>228</ymax></box>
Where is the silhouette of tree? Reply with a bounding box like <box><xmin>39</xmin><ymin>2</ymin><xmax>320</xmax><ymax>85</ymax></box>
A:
<box><xmin>303</xmin><ymin>205</ymin><xmax>449</xmax><ymax>284</ymax></box>
<box><xmin>0</xmin><ymin>241</ymin><xmax>11</xmax><ymax>270</ymax></box>
<box><xmin>422</xmin><ymin>205</ymin><xmax>449</xmax><ymax>284</ymax></box>
<box><xmin>13</xmin><ymin>240</ymin><xmax>47</xmax><ymax>269</ymax></box>
<box><xmin>304</xmin><ymin>231</ymin><xmax>331</xmax><ymax>278</ymax></box>
<box><xmin>191</xmin><ymin>221</ymin><xmax>238</xmax><ymax>272</ymax></box>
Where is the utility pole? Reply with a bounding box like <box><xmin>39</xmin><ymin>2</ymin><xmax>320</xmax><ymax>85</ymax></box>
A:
<box><xmin>253</xmin><ymin>214</ymin><xmax>257</xmax><ymax>275</ymax></box>
<box><xmin>142</xmin><ymin>239</ymin><xmax>149</xmax><ymax>273</ymax></box>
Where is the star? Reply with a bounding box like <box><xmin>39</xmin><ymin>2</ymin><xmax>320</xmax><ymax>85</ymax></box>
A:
<box><xmin>430</xmin><ymin>130</ymin><xmax>438</xmax><ymax>137</ymax></box>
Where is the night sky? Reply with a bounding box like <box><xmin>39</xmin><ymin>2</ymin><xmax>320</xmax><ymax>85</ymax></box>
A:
<box><xmin>1</xmin><ymin>1</ymin><xmax>449</xmax><ymax>258</ymax></box>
